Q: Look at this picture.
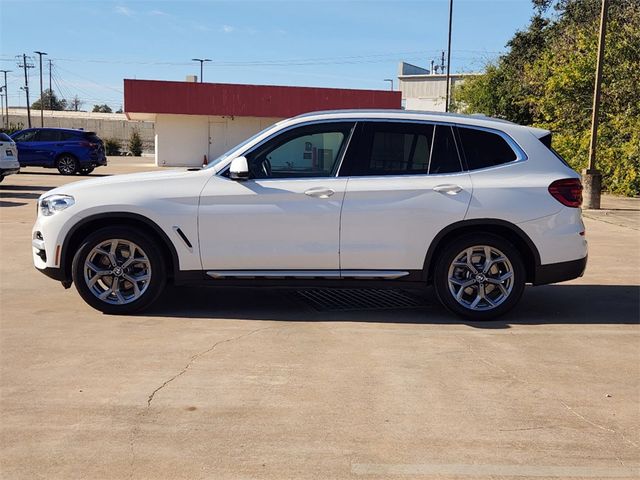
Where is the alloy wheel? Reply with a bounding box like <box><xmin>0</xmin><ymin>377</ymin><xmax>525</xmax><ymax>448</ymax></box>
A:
<box><xmin>447</xmin><ymin>245</ymin><xmax>514</xmax><ymax>311</ymax></box>
<box><xmin>84</xmin><ymin>239</ymin><xmax>152</xmax><ymax>305</ymax></box>
<box><xmin>57</xmin><ymin>156</ymin><xmax>77</xmax><ymax>175</ymax></box>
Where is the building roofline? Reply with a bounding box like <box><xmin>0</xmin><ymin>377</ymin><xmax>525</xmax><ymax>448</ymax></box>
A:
<box><xmin>398</xmin><ymin>72</ymin><xmax>481</xmax><ymax>80</ymax></box>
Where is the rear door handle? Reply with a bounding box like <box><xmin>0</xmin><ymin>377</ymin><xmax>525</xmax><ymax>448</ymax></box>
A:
<box><xmin>433</xmin><ymin>184</ymin><xmax>463</xmax><ymax>195</ymax></box>
<box><xmin>304</xmin><ymin>187</ymin><xmax>335</xmax><ymax>198</ymax></box>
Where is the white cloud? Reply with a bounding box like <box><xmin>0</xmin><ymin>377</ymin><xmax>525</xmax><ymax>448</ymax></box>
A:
<box><xmin>221</xmin><ymin>24</ymin><xmax>235</xmax><ymax>33</ymax></box>
<box><xmin>149</xmin><ymin>10</ymin><xmax>168</xmax><ymax>16</ymax></box>
<box><xmin>115</xmin><ymin>5</ymin><xmax>134</xmax><ymax>16</ymax></box>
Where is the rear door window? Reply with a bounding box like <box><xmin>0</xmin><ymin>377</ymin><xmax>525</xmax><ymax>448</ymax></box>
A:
<box><xmin>60</xmin><ymin>131</ymin><xmax>81</xmax><ymax>141</ymax></box>
<box><xmin>457</xmin><ymin>127</ymin><xmax>518</xmax><ymax>170</ymax></box>
<box><xmin>35</xmin><ymin>130</ymin><xmax>61</xmax><ymax>142</ymax></box>
<box><xmin>342</xmin><ymin>122</ymin><xmax>462</xmax><ymax>176</ymax></box>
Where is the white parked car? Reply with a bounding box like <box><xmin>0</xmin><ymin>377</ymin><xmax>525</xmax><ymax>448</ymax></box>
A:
<box><xmin>0</xmin><ymin>132</ymin><xmax>20</xmax><ymax>182</ymax></box>
<box><xmin>32</xmin><ymin>110</ymin><xmax>587</xmax><ymax>320</ymax></box>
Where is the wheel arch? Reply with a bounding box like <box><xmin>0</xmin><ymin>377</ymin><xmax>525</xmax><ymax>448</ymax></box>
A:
<box><xmin>423</xmin><ymin>219</ymin><xmax>541</xmax><ymax>284</ymax></box>
<box><xmin>55</xmin><ymin>152</ymin><xmax>79</xmax><ymax>162</ymax></box>
<box><xmin>59</xmin><ymin>212</ymin><xmax>180</xmax><ymax>284</ymax></box>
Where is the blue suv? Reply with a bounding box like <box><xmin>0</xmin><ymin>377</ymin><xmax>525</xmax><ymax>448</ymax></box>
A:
<box><xmin>11</xmin><ymin>128</ymin><xmax>107</xmax><ymax>175</ymax></box>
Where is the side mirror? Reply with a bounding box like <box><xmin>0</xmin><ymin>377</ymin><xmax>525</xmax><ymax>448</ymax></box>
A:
<box><xmin>229</xmin><ymin>156</ymin><xmax>250</xmax><ymax>181</ymax></box>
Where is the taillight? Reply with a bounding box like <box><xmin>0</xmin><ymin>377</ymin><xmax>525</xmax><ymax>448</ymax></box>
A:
<box><xmin>548</xmin><ymin>178</ymin><xmax>583</xmax><ymax>208</ymax></box>
<box><xmin>79</xmin><ymin>141</ymin><xmax>98</xmax><ymax>148</ymax></box>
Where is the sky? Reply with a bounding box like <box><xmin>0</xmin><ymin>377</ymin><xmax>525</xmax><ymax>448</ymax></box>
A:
<box><xmin>0</xmin><ymin>0</ymin><xmax>536</xmax><ymax>110</ymax></box>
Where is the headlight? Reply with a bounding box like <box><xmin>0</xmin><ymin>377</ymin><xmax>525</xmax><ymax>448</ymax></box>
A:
<box><xmin>39</xmin><ymin>194</ymin><xmax>75</xmax><ymax>216</ymax></box>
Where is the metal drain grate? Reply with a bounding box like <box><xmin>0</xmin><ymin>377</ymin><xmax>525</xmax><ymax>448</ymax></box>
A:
<box><xmin>295</xmin><ymin>288</ymin><xmax>428</xmax><ymax>312</ymax></box>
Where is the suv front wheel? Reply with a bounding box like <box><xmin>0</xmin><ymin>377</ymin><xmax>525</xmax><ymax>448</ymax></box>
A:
<box><xmin>433</xmin><ymin>233</ymin><xmax>525</xmax><ymax>321</ymax></box>
<box><xmin>71</xmin><ymin>227</ymin><xmax>166</xmax><ymax>314</ymax></box>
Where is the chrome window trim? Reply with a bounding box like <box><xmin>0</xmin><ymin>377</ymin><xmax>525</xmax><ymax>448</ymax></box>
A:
<box><xmin>217</xmin><ymin>119</ymin><xmax>357</xmax><ymax>178</ymax></box>
<box><xmin>216</xmin><ymin>117</ymin><xmax>528</xmax><ymax>178</ymax></box>
<box><xmin>455</xmin><ymin>124</ymin><xmax>528</xmax><ymax>172</ymax></box>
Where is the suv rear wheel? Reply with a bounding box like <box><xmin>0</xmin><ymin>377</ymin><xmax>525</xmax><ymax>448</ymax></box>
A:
<box><xmin>56</xmin><ymin>154</ymin><xmax>79</xmax><ymax>175</ymax></box>
<box><xmin>433</xmin><ymin>233</ymin><xmax>525</xmax><ymax>320</ymax></box>
<box><xmin>71</xmin><ymin>227</ymin><xmax>166</xmax><ymax>314</ymax></box>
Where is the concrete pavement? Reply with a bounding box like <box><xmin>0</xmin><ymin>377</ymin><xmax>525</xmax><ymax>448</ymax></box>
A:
<box><xmin>1</xmin><ymin>159</ymin><xmax>638</xmax><ymax>479</ymax></box>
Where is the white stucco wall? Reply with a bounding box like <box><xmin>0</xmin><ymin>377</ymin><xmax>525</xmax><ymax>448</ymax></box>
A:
<box><xmin>154</xmin><ymin>114</ymin><xmax>282</xmax><ymax>167</ymax></box>
<box><xmin>398</xmin><ymin>74</ymin><xmax>477</xmax><ymax>112</ymax></box>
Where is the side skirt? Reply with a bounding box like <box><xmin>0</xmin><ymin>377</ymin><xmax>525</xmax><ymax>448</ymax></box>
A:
<box><xmin>173</xmin><ymin>270</ymin><xmax>426</xmax><ymax>289</ymax></box>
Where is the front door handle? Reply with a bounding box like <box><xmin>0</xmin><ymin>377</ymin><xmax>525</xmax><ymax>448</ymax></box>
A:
<box><xmin>433</xmin><ymin>184</ymin><xmax>463</xmax><ymax>195</ymax></box>
<box><xmin>304</xmin><ymin>187</ymin><xmax>335</xmax><ymax>199</ymax></box>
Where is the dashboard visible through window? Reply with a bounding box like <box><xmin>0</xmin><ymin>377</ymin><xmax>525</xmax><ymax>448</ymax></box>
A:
<box><xmin>247</xmin><ymin>122</ymin><xmax>354</xmax><ymax>179</ymax></box>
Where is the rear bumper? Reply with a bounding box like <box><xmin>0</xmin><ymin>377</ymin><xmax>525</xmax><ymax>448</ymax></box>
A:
<box><xmin>533</xmin><ymin>256</ymin><xmax>587</xmax><ymax>285</ymax></box>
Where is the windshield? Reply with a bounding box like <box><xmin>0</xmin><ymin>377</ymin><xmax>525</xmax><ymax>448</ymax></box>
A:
<box><xmin>204</xmin><ymin>124</ymin><xmax>280</xmax><ymax>170</ymax></box>
<box><xmin>0</xmin><ymin>133</ymin><xmax>12</xmax><ymax>142</ymax></box>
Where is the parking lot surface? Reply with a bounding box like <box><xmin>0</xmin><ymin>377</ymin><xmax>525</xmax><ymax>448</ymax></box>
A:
<box><xmin>1</xmin><ymin>158</ymin><xmax>639</xmax><ymax>479</ymax></box>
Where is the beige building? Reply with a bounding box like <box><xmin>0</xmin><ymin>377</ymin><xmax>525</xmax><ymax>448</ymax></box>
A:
<box><xmin>397</xmin><ymin>62</ymin><xmax>478</xmax><ymax>112</ymax></box>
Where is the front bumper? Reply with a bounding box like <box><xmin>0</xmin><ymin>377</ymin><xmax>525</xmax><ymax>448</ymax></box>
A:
<box><xmin>0</xmin><ymin>167</ymin><xmax>20</xmax><ymax>176</ymax></box>
<box><xmin>533</xmin><ymin>255</ymin><xmax>587</xmax><ymax>285</ymax></box>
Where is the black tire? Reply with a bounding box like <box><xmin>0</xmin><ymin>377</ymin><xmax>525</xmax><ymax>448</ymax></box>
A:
<box><xmin>78</xmin><ymin>166</ymin><xmax>94</xmax><ymax>175</ymax></box>
<box><xmin>72</xmin><ymin>227</ymin><xmax>166</xmax><ymax>314</ymax></box>
<box><xmin>56</xmin><ymin>154</ymin><xmax>79</xmax><ymax>175</ymax></box>
<box><xmin>433</xmin><ymin>233</ymin><xmax>525</xmax><ymax>321</ymax></box>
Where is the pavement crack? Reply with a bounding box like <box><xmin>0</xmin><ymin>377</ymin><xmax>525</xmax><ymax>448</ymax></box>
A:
<box><xmin>129</xmin><ymin>324</ymin><xmax>283</xmax><ymax>477</ymax></box>
<box><xmin>146</xmin><ymin>325</ymin><xmax>278</xmax><ymax>407</ymax></box>
<box><xmin>559</xmin><ymin>400</ymin><xmax>639</xmax><ymax>449</ymax></box>
<box><xmin>458</xmin><ymin>336</ymin><xmax>639</xmax><ymax>450</ymax></box>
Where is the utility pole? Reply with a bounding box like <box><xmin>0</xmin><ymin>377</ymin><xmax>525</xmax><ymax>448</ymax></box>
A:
<box><xmin>34</xmin><ymin>51</ymin><xmax>47</xmax><ymax>126</ymax></box>
<box><xmin>0</xmin><ymin>87</ymin><xmax>4</xmax><ymax>128</ymax></box>
<box><xmin>192</xmin><ymin>58</ymin><xmax>211</xmax><ymax>83</ymax></box>
<box><xmin>583</xmin><ymin>0</ymin><xmax>609</xmax><ymax>210</ymax></box>
<box><xmin>445</xmin><ymin>0</ymin><xmax>454</xmax><ymax>112</ymax></box>
<box><xmin>48</xmin><ymin>59</ymin><xmax>52</xmax><ymax>109</ymax></box>
<box><xmin>0</xmin><ymin>70</ymin><xmax>10</xmax><ymax>129</ymax></box>
<box><xmin>17</xmin><ymin>54</ymin><xmax>34</xmax><ymax>128</ymax></box>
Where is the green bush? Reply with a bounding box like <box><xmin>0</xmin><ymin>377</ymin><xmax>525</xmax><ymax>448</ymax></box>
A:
<box><xmin>104</xmin><ymin>138</ymin><xmax>121</xmax><ymax>156</ymax></box>
<box><xmin>453</xmin><ymin>0</ymin><xmax>640</xmax><ymax>196</ymax></box>
<box><xmin>128</xmin><ymin>129</ymin><xmax>143</xmax><ymax>157</ymax></box>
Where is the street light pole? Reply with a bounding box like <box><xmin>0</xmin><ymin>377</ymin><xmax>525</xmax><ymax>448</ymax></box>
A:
<box><xmin>191</xmin><ymin>58</ymin><xmax>212</xmax><ymax>83</ymax></box>
<box><xmin>383</xmin><ymin>79</ymin><xmax>394</xmax><ymax>91</ymax></box>
<box><xmin>34</xmin><ymin>51</ymin><xmax>47</xmax><ymax>127</ymax></box>
<box><xmin>583</xmin><ymin>0</ymin><xmax>609</xmax><ymax>210</ymax></box>
<box><xmin>445</xmin><ymin>0</ymin><xmax>454</xmax><ymax>112</ymax></box>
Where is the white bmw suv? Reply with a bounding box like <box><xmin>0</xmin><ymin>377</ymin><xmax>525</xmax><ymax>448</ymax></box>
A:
<box><xmin>32</xmin><ymin>110</ymin><xmax>587</xmax><ymax>320</ymax></box>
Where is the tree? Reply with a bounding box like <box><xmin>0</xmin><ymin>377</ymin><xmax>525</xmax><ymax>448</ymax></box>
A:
<box><xmin>454</xmin><ymin>0</ymin><xmax>640</xmax><ymax>196</ymax></box>
<box><xmin>31</xmin><ymin>89</ymin><xmax>67</xmax><ymax>111</ymax></box>
<box><xmin>68</xmin><ymin>95</ymin><xmax>83</xmax><ymax>112</ymax></box>
<box><xmin>128</xmin><ymin>128</ymin><xmax>143</xmax><ymax>156</ymax></box>
<box><xmin>92</xmin><ymin>104</ymin><xmax>113</xmax><ymax>113</ymax></box>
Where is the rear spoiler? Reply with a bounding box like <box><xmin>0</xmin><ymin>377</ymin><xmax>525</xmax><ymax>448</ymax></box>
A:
<box><xmin>527</xmin><ymin>126</ymin><xmax>552</xmax><ymax>148</ymax></box>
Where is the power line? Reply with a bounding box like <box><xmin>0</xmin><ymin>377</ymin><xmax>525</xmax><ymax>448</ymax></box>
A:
<box><xmin>0</xmin><ymin>49</ymin><xmax>506</xmax><ymax>68</ymax></box>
